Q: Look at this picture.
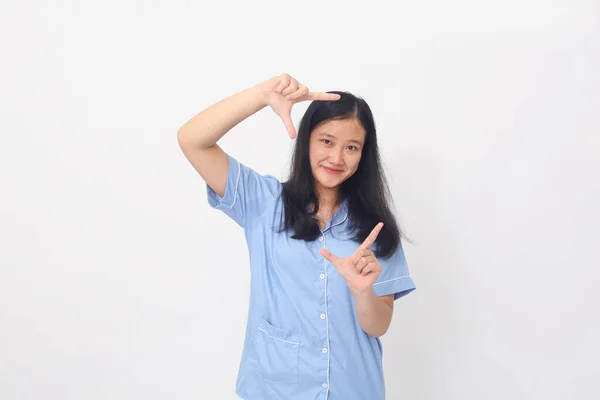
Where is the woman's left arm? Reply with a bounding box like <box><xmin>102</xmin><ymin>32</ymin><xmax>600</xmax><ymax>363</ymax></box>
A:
<box><xmin>352</xmin><ymin>291</ymin><xmax>394</xmax><ymax>337</ymax></box>
<box><xmin>319</xmin><ymin>223</ymin><xmax>399</xmax><ymax>337</ymax></box>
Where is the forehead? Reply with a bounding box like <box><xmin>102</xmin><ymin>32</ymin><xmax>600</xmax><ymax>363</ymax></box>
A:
<box><xmin>313</xmin><ymin>119</ymin><xmax>366</xmax><ymax>142</ymax></box>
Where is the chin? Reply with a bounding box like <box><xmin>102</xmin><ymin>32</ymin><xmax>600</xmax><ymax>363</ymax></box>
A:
<box><xmin>316</xmin><ymin>175</ymin><xmax>346</xmax><ymax>189</ymax></box>
<box><xmin>318</xmin><ymin>182</ymin><xmax>339</xmax><ymax>190</ymax></box>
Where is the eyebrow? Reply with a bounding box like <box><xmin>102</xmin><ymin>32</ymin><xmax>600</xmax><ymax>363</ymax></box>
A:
<box><xmin>319</xmin><ymin>133</ymin><xmax>364</xmax><ymax>146</ymax></box>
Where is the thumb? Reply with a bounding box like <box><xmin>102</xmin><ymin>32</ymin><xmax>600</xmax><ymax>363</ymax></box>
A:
<box><xmin>319</xmin><ymin>248</ymin><xmax>342</xmax><ymax>266</ymax></box>
<box><xmin>280</xmin><ymin>113</ymin><xmax>296</xmax><ymax>139</ymax></box>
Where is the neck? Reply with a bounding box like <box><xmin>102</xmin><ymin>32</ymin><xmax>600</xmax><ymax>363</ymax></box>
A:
<box><xmin>315</xmin><ymin>186</ymin><xmax>340</xmax><ymax>210</ymax></box>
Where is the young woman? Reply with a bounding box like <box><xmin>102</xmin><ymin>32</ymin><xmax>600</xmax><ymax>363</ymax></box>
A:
<box><xmin>177</xmin><ymin>73</ymin><xmax>416</xmax><ymax>400</ymax></box>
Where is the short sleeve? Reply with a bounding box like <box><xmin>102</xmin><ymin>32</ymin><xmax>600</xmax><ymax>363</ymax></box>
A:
<box><xmin>372</xmin><ymin>241</ymin><xmax>416</xmax><ymax>300</ymax></box>
<box><xmin>206</xmin><ymin>154</ymin><xmax>281</xmax><ymax>229</ymax></box>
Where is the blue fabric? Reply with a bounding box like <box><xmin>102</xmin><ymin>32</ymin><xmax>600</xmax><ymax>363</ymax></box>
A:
<box><xmin>207</xmin><ymin>154</ymin><xmax>416</xmax><ymax>400</ymax></box>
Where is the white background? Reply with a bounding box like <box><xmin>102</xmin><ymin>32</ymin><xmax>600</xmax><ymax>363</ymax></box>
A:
<box><xmin>1</xmin><ymin>0</ymin><xmax>599</xmax><ymax>399</ymax></box>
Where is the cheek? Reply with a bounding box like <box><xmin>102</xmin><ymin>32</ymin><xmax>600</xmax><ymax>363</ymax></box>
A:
<box><xmin>347</xmin><ymin>154</ymin><xmax>362</xmax><ymax>172</ymax></box>
<box><xmin>310</xmin><ymin>148</ymin><xmax>327</xmax><ymax>164</ymax></box>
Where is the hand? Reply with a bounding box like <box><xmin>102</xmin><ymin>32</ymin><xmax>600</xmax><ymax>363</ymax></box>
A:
<box><xmin>319</xmin><ymin>222</ymin><xmax>384</xmax><ymax>294</ymax></box>
<box><xmin>258</xmin><ymin>73</ymin><xmax>341</xmax><ymax>139</ymax></box>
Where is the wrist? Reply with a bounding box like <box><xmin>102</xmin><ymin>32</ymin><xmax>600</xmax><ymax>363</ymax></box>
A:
<box><xmin>248</xmin><ymin>84</ymin><xmax>269</xmax><ymax>107</ymax></box>
<box><xmin>350</xmin><ymin>287</ymin><xmax>375</xmax><ymax>297</ymax></box>
<box><xmin>251</xmin><ymin>82</ymin><xmax>270</xmax><ymax>108</ymax></box>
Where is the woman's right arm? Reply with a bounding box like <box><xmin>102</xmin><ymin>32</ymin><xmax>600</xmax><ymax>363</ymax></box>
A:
<box><xmin>177</xmin><ymin>74</ymin><xmax>340</xmax><ymax>197</ymax></box>
<box><xmin>176</xmin><ymin>84</ymin><xmax>268</xmax><ymax>198</ymax></box>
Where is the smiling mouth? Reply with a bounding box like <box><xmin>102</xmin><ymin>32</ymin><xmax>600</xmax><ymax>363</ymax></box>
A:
<box><xmin>323</xmin><ymin>166</ymin><xmax>343</xmax><ymax>174</ymax></box>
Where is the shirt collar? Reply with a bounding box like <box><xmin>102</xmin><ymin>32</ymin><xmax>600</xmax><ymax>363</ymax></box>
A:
<box><xmin>304</xmin><ymin>197</ymin><xmax>350</xmax><ymax>232</ymax></box>
<box><xmin>323</xmin><ymin>198</ymin><xmax>349</xmax><ymax>233</ymax></box>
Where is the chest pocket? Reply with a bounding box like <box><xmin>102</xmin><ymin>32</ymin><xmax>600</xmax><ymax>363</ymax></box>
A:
<box><xmin>252</xmin><ymin>317</ymin><xmax>301</xmax><ymax>383</ymax></box>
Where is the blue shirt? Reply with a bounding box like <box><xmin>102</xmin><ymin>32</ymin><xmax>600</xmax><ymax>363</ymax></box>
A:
<box><xmin>207</xmin><ymin>154</ymin><xmax>416</xmax><ymax>400</ymax></box>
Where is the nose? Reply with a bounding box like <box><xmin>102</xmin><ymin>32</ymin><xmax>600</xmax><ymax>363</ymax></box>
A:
<box><xmin>328</xmin><ymin>147</ymin><xmax>344</xmax><ymax>165</ymax></box>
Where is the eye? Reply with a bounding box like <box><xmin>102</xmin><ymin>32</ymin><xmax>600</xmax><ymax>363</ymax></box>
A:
<box><xmin>322</xmin><ymin>139</ymin><xmax>332</xmax><ymax>145</ymax></box>
<box><xmin>347</xmin><ymin>145</ymin><xmax>358</xmax><ymax>151</ymax></box>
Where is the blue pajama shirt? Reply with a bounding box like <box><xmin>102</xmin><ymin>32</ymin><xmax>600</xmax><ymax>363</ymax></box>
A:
<box><xmin>206</xmin><ymin>154</ymin><xmax>416</xmax><ymax>400</ymax></box>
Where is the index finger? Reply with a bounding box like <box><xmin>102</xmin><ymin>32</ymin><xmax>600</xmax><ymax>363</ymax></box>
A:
<box><xmin>301</xmin><ymin>92</ymin><xmax>341</xmax><ymax>101</ymax></box>
<box><xmin>359</xmin><ymin>222</ymin><xmax>384</xmax><ymax>250</ymax></box>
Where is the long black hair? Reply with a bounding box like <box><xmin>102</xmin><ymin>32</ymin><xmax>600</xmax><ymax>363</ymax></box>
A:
<box><xmin>277</xmin><ymin>91</ymin><xmax>408</xmax><ymax>259</ymax></box>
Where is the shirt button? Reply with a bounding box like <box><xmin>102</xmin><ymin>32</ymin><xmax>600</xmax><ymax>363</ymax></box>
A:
<box><xmin>322</xmin><ymin>348</ymin><xmax>328</xmax><ymax>353</ymax></box>
<box><xmin>323</xmin><ymin>383</ymin><xmax>328</xmax><ymax>388</ymax></box>
<box><xmin>319</xmin><ymin>236</ymin><xmax>324</xmax><ymax>241</ymax></box>
<box><xmin>320</xmin><ymin>274</ymin><xmax>325</xmax><ymax>279</ymax></box>
<box><xmin>320</xmin><ymin>314</ymin><xmax>326</xmax><ymax>319</ymax></box>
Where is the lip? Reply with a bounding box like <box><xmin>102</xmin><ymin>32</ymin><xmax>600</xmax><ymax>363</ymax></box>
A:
<box><xmin>323</xmin><ymin>166</ymin><xmax>343</xmax><ymax>174</ymax></box>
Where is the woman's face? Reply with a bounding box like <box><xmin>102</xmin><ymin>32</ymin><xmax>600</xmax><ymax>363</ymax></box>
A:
<box><xmin>309</xmin><ymin>118</ymin><xmax>366</xmax><ymax>197</ymax></box>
